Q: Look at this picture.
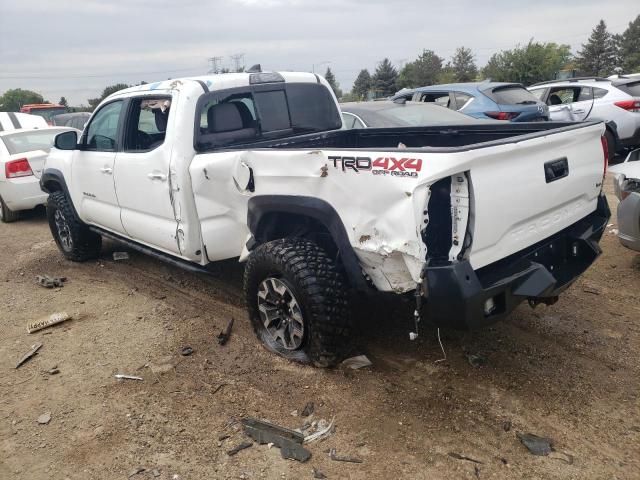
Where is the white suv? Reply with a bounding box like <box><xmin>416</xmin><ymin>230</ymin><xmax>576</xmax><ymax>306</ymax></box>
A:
<box><xmin>528</xmin><ymin>77</ymin><xmax>640</xmax><ymax>158</ymax></box>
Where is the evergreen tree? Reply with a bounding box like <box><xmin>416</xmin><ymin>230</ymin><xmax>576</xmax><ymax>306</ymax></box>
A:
<box><xmin>324</xmin><ymin>67</ymin><xmax>342</xmax><ymax>98</ymax></box>
<box><xmin>575</xmin><ymin>20</ymin><xmax>618</xmax><ymax>76</ymax></box>
<box><xmin>352</xmin><ymin>69</ymin><xmax>372</xmax><ymax>100</ymax></box>
<box><xmin>397</xmin><ymin>50</ymin><xmax>442</xmax><ymax>89</ymax></box>
<box><xmin>59</xmin><ymin>96</ymin><xmax>68</xmax><ymax>107</ymax></box>
<box><xmin>619</xmin><ymin>15</ymin><xmax>640</xmax><ymax>73</ymax></box>
<box><xmin>372</xmin><ymin>58</ymin><xmax>399</xmax><ymax>97</ymax></box>
<box><xmin>451</xmin><ymin>47</ymin><xmax>478</xmax><ymax>82</ymax></box>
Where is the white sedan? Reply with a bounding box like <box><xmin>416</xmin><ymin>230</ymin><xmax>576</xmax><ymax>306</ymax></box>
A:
<box><xmin>0</xmin><ymin>127</ymin><xmax>79</xmax><ymax>222</ymax></box>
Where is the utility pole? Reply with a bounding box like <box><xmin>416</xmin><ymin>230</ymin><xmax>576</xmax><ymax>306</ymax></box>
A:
<box><xmin>208</xmin><ymin>56</ymin><xmax>223</xmax><ymax>74</ymax></box>
<box><xmin>230</xmin><ymin>53</ymin><xmax>245</xmax><ymax>72</ymax></box>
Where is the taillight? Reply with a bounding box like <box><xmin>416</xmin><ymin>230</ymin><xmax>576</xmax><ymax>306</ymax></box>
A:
<box><xmin>614</xmin><ymin>99</ymin><xmax>640</xmax><ymax>112</ymax></box>
<box><xmin>601</xmin><ymin>135</ymin><xmax>609</xmax><ymax>174</ymax></box>
<box><xmin>5</xmin><ymin>158</ymin><xmax>33</xmax><ymax>178</ymax></box>
<box><xmin>484</xmin><ymin>111</ymin><xmax>518</xmax><ymax>120</ymax></box>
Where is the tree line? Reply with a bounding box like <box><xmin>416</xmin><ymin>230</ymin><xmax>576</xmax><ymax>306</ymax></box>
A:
<box><xmin>326</xmin><ymin>15</ymin><xmax>640</xmax><ymax>100</ymax></box>
<box><xmin>1</xmin><ymin>15</ymin><xmax>638</xmax><ymax>111</ymax></box>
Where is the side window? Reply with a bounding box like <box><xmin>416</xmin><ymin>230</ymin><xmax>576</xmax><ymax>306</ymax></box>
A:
<box><xmin>342</xmin><ymin>113</ymin><xmax>356</xmax><ymax>129</ymax></box>
<box><xmin>548</xmin><ymin>87</ymin><xmax>579</xmax><ymax>105</ymax></box>
<box><xmin>124</xmin><ymin>97</ymin><xmax>171</xmax><ymax>152</ymax></box>
<box><xmin>593</xmin><ymin>87</ymin><xmax>608</xmax><ymax>99</ymax></box>
<box><xmin>419</xmin><ymin>93</ymin><xmax>454</xmax><ymax>109</ymax></box>
<box><xmin>453</xmin><ymin>92</ymin><xmax>473</xmax><ymax>110</ymax></box>
<box><xmin>529</xmin><ymin>88</ymin><xmax>547</xmax><ymax>100</ymax></box>
<box><xmin>578</xmin><ymin>87</ymin><xmax>593</xmax><ymax>101</ymax></box>
<box><xmin>85</xmin><ymin>101</ymin><xmax>123</xmax><ymax>151</ymax></box>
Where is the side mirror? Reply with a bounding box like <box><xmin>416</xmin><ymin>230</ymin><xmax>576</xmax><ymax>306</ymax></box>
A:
<box><xmin>54</xmin><ymin>130</ymin><xmax>78</xmax><ymax>150</ymax></box>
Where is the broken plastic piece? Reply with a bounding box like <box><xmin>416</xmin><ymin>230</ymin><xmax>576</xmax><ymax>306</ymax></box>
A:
<box><xmin>27</xmin><ymin>312</ymin><xmax>71</xmax><ymax>334</ymax></box>
<box><xmin>341</xmin><ymin>355</ymin><xmax>372</xmax><ymax>369</ymax></box>
<box><xmin>15</xmin><ymin>343</ymin><xmax>43</xmax><ymax>368</ymax></box>
<box><xmin>217</xmin><ymin>318</ymin><xmax>234</xmax><ymax>345</ymax></box>
<box><xmin>241</xmin><ymin>418</ymin><xmax>311</xmax><ymax>462</ymax></box>
<box><xmin>115</xmin><ymin>374</ymin><xmax>143</xmax><ymax>381</ymax></box>
<box><xmin>227</xmin><ymin>441</ymin><xmax>253</xmax><ymax>456</ymax></box>
<box><xmin>517</xmin><ymin>432</ymin><xmax>554</xmax><ymax>456</ymax></box>
<box><xmin>329</xmin><ymin>448</ymin><xmax>363</xmax><ymax>463</ymax></box>
<box><xmin>36</xmin><ymin>275</ymin><xmax>66</xmax><ymax>288</ymax></box>
<box><xmin>304</xmin><ymin>417</ymin><xmax>335</xmax><ymax>444</ymax></box>
<box><xmin>113</xmin><ymin>252</ymin><xmax>130</xmax><ymax>261</ymax></box>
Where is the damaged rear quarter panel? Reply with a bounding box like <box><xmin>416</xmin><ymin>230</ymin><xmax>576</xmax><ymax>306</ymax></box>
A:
<box><xmin>190</xmin><ymin>148</ymin><xmax>466</xmax><ymax>292</ymax></box>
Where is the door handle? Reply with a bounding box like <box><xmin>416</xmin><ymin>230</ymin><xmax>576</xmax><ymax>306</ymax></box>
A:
<box><xmin>147</xmin><ymin>172</ymin><xmax>167</xmax><ymax>181</ymax></box>
<box><xmin>544</xmin><ymin>157</ymin><xmax>569</xmax><ymax>183</ymax></box>
<box><xmin>571</xmin><ymin>109</ymin><xmax>585</xmax><ymax>114</ymax></box>
<box><xmin>100</xmin><ymin>167</ymin><xmax>113</xmax><ymax>174</ymax></box>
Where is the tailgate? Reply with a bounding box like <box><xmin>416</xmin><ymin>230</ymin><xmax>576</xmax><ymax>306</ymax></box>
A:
<box><xmin>465</xmin><ymin>122</ymin><xmax>605</xmax><ymax>269</ymax></box>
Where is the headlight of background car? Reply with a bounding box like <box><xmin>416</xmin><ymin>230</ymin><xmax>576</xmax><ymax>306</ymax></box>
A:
<box><xmin>619</xmin><ymin>176</ymin><xmax>640</xmax><ymax>200</ymax></box>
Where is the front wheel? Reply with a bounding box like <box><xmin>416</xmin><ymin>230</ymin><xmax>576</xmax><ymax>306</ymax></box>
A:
<box><xmin>47</xmin><ymin>191</ymin><xmax>102</xmax><ymax>261</ymax></box>
<box><xmin>244</xmin><ymin>238</ymin><xmax>352</xmax><ymax>367</ymax></box>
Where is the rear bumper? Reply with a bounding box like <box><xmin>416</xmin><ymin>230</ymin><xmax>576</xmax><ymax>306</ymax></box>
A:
<box><xmin>423</xmin><ymin>194</ymin><xmax>610</xmax><ymax>329</ymax></box>
<box><xmin>0</xmin><ymin>176</ymin><xmax>48</xmax><ymax>211</ymax></box>
<box><xmin>616</xmin><ymin>191</ymin><xmax>640</xmax><ymax>251</ymax></box>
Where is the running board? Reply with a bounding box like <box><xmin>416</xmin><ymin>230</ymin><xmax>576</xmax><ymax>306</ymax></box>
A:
<box><xmin>89</xmin><ymin>226</ymin><xmax>214</xmax><ymax>275</ymax></box>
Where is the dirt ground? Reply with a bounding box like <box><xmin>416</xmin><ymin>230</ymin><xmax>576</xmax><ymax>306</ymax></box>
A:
<box><xmin>1</xmin><ymin>176</ymin><xmax>639</xmax><ymax>480</ymax></box>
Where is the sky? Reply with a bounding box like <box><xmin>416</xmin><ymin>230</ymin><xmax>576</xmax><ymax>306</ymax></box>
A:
<box><xmin>0</xmin><ymin>0</ymin><xmax>637</xmax><ymax>106</ymax></box>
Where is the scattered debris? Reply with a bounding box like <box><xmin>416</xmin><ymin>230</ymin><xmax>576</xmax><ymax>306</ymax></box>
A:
<box><xmin>290</xmin><ymin>410</ymin><xmax>299</xmax><ymax>417</ymax></box>
<box><xmin>212</xmin><ymin>383</ymin><xmax>226</xmax><ymax>395</ymax></box>
<box><xmin>312</xmin><ymin>467</ymin><xmax>327</xmax><ymax>479</ymax></box>
<box><xmin>15</xmin><ymin>343</ymin><xmax>43</xmax><ymax>368</ymax></box>
<box><xmin>448</xmin><ymin>452</ymin><xmax>483</xmax><ymax>464</ymax></box>
<box><xmin>27</xmin><ymin>312</ymin><xmax>71</xmax><ymax>334</ymax></box>
<box><xmin>227</xmin><ymin>441</ymin><xmax>253</xmax><ymax>456</ymax></box>
<box><xmin>36</xmin><ymin>275</ymin><xmax>66</xmax><ymax>288</ymax></box>
<box><xmin>502</xmin><ymin>420</ymin><xmax>512</xmax><ymax>432</ymax></box>
<box><xmin>217</xmin><ymin>318</ymin><xmax>234</xmax><ymax>345</ymax></box>
<box><xmin>549</xmin><ymin>451</ymin><xmax>574</xmax><ymax>465</ymax></box>
<box><xmin>181</xmin><ymin>346</ymin><xmax>193</xmax><ymax>356</ymax></box>
<box><xmin>151</xmin><ymin>469</ymin><xmax>161</xmax><ymax>478</ymax></box>
<box><xmin>218</xmin><ymin>434</ymin><xmax>230</xmax><ymax>442</ymax></box>
<box><xmin>128</xmin><ymin>466</ymin><xmax>145</xmax><ymax>478</ymax></box>
<box><xmin>474</xmin><ymin>465</ymin><xmax>480</xmax><ymax>479</ymax></box>
<box><xmin>242</xmin><ymin>418</ymin><xmax>311</xmax><ymax>462</ymax></box>
<box><xmin>608</xmin><ymin>228</ymin><xmax>619</xmax><ymax>235</ymax></box>
<box><xmin>517</xmin><ymin>432</ymin><xmax>554</xmax><ymax>456</ymax></box>
<box><xmin>37</xmin><ymin>412</ymin><xmax>51</xmax><ymax>425</ymax></box>
<box><xmin>47</xmin><ymin>366</ymin><xmax>60</xmax><ymax>375</ymax></box>
<box><xmin>341</xmin><ymin>355</ymin><xmax>372</xmax><ymax>370</ymax></box>
<box><xmin>113</xmin><ymin>252</ymin><xmax>130</xmax><ymax>261</ymax></box>
<box><xmin>466</xmin><ymin>353</ymin><xmax>487</xmax><ymax>368</ymax></box>
<box><xmin>583</xmin><ymin>286</ymin><xmax>601</xmax><ymax>295</ymax></box>
<box><xmin>329</xmin><ymin>448</ymin><xmax>362</xmax><ymax>464</ymax></box>
<box><xmin>301</xmin><ymin>402</ymin><xmax>315</xmax><ymax>418</ymax></box>
<box><xmin>304</xmin><ymin>417</ymin><xmax>335</xmax><ymax>444</ymax></box>
<box><xmin>115</xmin><ymin>374</ymin><xmax>143</xmax><ymax>381</ymax></box>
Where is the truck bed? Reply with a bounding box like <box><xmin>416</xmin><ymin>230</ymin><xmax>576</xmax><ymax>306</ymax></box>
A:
<box><xmin>204</xmin><ymin>121</ymin><xmax>596</xmax><ymax>152</ymax></box>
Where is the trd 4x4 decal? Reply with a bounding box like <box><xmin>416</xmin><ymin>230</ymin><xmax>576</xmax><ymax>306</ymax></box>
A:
<box><xmin>329</xmin><ymin>156</ymin><xmax>422</xmax><ymax>177</ymax></box>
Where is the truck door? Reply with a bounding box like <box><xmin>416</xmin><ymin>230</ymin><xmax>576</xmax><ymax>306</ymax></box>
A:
<box><xmin>113</xmin><ymin>95</ymin><xmax>181</xmax><ymax>254</ymax></box>
<box><xmin>70</xmin><ymin>100</ymin><xmax>125</xmax><ymax>233</ymax></box>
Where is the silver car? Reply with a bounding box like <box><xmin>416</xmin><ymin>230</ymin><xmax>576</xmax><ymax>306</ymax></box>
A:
<box><xmin>610</xmin><ymin>149</ymin><xmax>640</xmax><ymax>251</ymax></box>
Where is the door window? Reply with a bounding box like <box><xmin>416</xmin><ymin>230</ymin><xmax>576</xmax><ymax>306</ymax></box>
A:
<box><xmin>417</xmin><ymin>92</ymin><xmax>453</xmax><ymax>109</ymax></box>
<box><xmin>547</xmin><ymin>87</ymin><xmax>580</xmax><ymax>105</ymax></box>
<box><xmin>124</xmin><ymin>97</ymin><xmax>171</xmax><ymax>151</ymax></box>
<box><xmin>85</xmin><ymin>101</ymin><xmax>123</xmax><ymax>151</ymax></box>
<box><xmin>453</xmin><ymin>92</ymin><xmax>473</xmax><ymax>109</ymax></box>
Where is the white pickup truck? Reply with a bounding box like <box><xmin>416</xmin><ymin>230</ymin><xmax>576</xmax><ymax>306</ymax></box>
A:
<box><xmin>41</xmin><ymin>71</ymin><xmax>610</xmax><ymax>366</ymax></box>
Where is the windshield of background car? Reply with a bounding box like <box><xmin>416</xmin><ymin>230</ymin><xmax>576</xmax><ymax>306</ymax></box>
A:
<box><xmin>196</xmin><ymin>82</ymin><xmax>342</xmax><ymax>149</ymax></box>
<box><xmin>29</xmin><ymin>107</ymin><xmax>67</xmax><ymax>122</ymax></box>
<box><xmin>616</xmin><ymin>81</ymin><xmax>640</xmax><ymax>96</ymax></box>
<box><xmin>485</xmin><ymin>86</ymin><xmax>541</xmax><ymax>105</ymax></box>
<box><xmin>1</xmin><ymin>129</ymin><xmax>67</xmax><ymax>155</ymax></box>
<box><xmin>374</xmin><ymin>104</ymin><xmax>474</xmax><ymax>126</ymax></box>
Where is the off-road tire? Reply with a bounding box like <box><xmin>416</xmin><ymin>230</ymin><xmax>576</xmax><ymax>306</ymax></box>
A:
<box><xmin>244</xmin><ymin>238</ymin><xmax>352</xmax><ymax>367</ymax></box>
<box><xmin>0</xmin><ymin>195</ymin><xmax>19</xmax><ymax>223</ymax></box>
<box><xmin>47</xmin><ymin>191</ymin><xmax>102</xmax><ymax>261</ymax></box>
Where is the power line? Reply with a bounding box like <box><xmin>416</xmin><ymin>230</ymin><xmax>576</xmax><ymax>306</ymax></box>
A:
<box><xmin>230</xmin><ymin>53</ymin><xmax>245</xmax><ymax>72</ymax></box>
<box><xmin>208</xmin><ymin>56</ymin><xmax>223</xmax><ymax>74</ymax></box>
<box><xmin>0</xmin><ymin>65</ymin><xmax>205</xmax><ymax>80</ymax></box>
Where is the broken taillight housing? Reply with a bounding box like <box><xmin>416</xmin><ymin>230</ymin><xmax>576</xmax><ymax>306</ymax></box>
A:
<box><xmin>484</xmin><ymin>111</ymin><xmax>518</xmax><ymax>121</ymax></box>
<box><xmin>5</xmin><ymin>158</ymin><xmax>33</xmax><ymax>178</ymax></box>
